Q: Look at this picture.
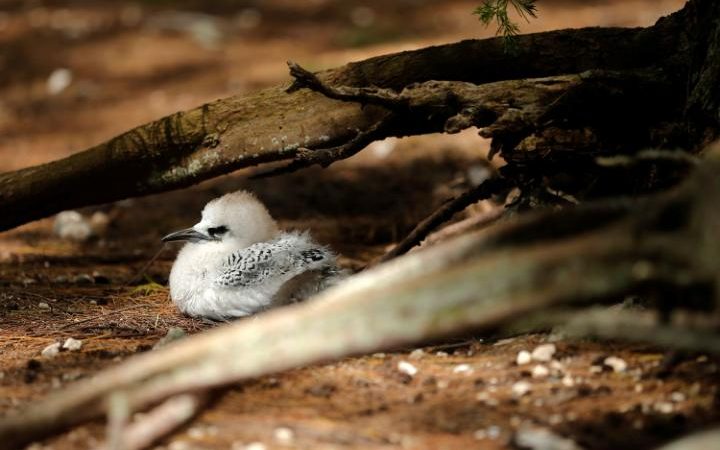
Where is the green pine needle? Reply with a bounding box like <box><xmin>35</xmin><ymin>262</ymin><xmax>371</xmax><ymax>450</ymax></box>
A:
<box><xmin>474</xmin><ymin>0</ymin><xmax>538</xmax><ymax>53</ymax></box>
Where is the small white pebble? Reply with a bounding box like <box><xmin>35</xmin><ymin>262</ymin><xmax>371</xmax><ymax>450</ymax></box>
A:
<box><xmin>244</xmin><ymin>443</ymin><xmax>267</xmax><ymax>450</ymax></box>
<box><xmin>408</xmin><ymin>349</ymin><xmax>425</xmax><ymax>360</ymax></box>
<box><xmin>453</xmin><ymin>364</ymin><xmax>473</xmax><ymax>374</ymax></box>
<box><xmin>273</xmin><ymin>427</ymin><xmax>294</xmax><ymax>444</ymax></box>
<box><xmin>41</xmin><ymin>342</ymin><xmax>61</xmax><ymax>358</ymax></box>
<box><xmin>53</xmin><ymin>210</ymin><xmax>93</xmax><ymax>242</ymax></box>
<box><xmin>561</xmin><ymin>374</ymin><xmax>575</xmax><ymax>387</ymax></box>
<box><xmin>531</xmin><ymin>343</ymin><xmax>556</xmax><ymax>362</ymax></box>
<box><xmin>516</xmin><ymin>350</ymin><xmax>532</xmax><ymax>366</ymax></box>
<box><xmin>487</xmin><ymin>425</ymin><xmax>502</xmax><ymax>439</ymax></box>
<box><xmin>372</xmin><ymin>352</ymin><xmax>386</xmax><ymax>359</ymax></box>
<box><xmin>655</xmin><ymin>402</ymin><xmax>674</xmax><ymax>414</ymax></box>
<box><xmin>670</xmin><ymin>392</ymin><xmax>686</xmax><ymax>403</ymax></box>
<box><xmin>62</xmin><ymin>337</ymin><xmax>83</xmax><ymax>351</ymax></box>
<box><xmin>47</xmin><ymin>67</ymin><xmax>73</xmax><ymax>95</ymax></box>
<box><xmin>187</xmin><ymin>426</ymin><xmax>206</xmax><ymax>439</ymax></box>
<box><xmin>436</xmin><ymin>379</ymin><xmax>449</xmax><ymax>389</ymax></box>
<box><xmin>435</xmin><ymin>351</ymin><xmax>449</xmax><ymax>357</ymax></box>
<box><xmin>476</xmin><ymin>391</ymin><xmax>499</xmax><ymax>406</ymax></box>
<box><xmin>531</xmin><ymin>365</ymin><xmax>549</xmax><ymax>379</ymax></box>
<box><xmin>38</xmin><ymin>302</ymin><xmax>51</xmax><ymax>310</ymax></box>
<box><xmin>169</xmin><ymin>441</ymin><xmax>191</xmax><ymax>450</ymax></box>
<box><xmin>397</xmin><ymin>361</ymin><xmax>418</xmax><ymax>377</ymax></box>
<box><xmin>473</xmin><ymin>429</ymin><xmax>487</xmax><ymax>440</ymax></box>
<box><xmin>604</xmin><ymin>356</ymin><xmax>628</xmax><ymax>373</ymax></box>
<box><xmin>635</xmin><ymin>384</ymin><xmax>644</xmax><ymax>393</ymax></box>
<box><xmin>512</xmin><ymin>380</ymin><xmax>532</xmax><ymax>397</ymax></box>
<box><xmin>590</xmin><ymin>365</ymin><xmax>604</xmax><ymax>374</ymax></box>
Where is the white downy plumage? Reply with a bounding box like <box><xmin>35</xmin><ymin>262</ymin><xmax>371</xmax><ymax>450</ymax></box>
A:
<box><xmin>163</xmin><ymin>191</ymin><xmax>344</xmax><ymax>320</ymax></box>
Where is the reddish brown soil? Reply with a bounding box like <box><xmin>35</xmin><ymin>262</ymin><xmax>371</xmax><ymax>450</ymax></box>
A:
<box><xmin>3</xmin><ymin>1</ymin><xmax>718</xmax><ymax>449</ymax></box>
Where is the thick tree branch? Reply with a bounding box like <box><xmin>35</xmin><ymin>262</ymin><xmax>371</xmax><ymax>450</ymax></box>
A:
<box><xmin>0</xmin><ymin>17</ymin><xmax>687</xmax><ymax>231</ymax></box>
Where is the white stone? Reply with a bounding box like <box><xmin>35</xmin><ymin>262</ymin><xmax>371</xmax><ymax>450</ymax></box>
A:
<box><xmin>62</xmin><ymin>337</ymin><xmax>83</xmax><ymax>351</ymax></box>
<box><xmin>654</xmin><ymin>402</ymin><xmax>674</xmax><ymax>414</ymax></box>
<box><xmin>397</xmin><ymin>361</ymin><xmax>418</xmax><ymax>377</ymax></box>
<box><xmin>603</xmin><ymin>356</ymin><xmax>628</xmax><ymax>373</ymax></box>
<box><xmin>516</xmin><ymin>350</ymin><xmax>532</xmax><ymax>366</ymax></box>
<box><xmin>512</xmin><ymin>380</ymin><xmax>532</xmax><ymax>397</ymax></box>
<box><xmin>561</xmin><ymin>375</ymin><xmax>575</xmax><ymax>387</ymax></box>
<box><xmin>531</xmin><ymin>343</ymin><xmax>556</xmax><ymax>362</ymax></box>
<box><xmin>670</xmin><ymin>392</ymin><xmax>686</xmax><ymax>403</ymax></box>
<box><xmin>244</xmin><ymin>443</ymin><xmax>267</xmax><ymax>450</ymax></box>
<box><xmin>273</xmin><ymin>427</ymin><xmax>294</xmax><ymax>444</ymax></box>
<box><xmin>47</xmin><ymin>68</ymin><xmax>73</xmax><ymax>95</ymax></box>
<box><xmin>453</xmin><ymin>364</ymin><xmax>473</xmax><ymax>374</ymax></box>
<box><xmin>531</xmin><ymin>365</ymin><xmax>549</xmax><ymax>379</ymax></box>
<box><xmin>408</xmin><ymin>348</ymin><xmax>425</xmax><ymax>360</ymax></box>
<box><xmin>41</xmin><ymin>342</ymin><xmax>61</xmax><ymax>358</ymax></box>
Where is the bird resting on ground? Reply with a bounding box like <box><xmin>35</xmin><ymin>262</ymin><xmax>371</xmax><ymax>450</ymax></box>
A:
<box><xmin>162</xmin><ymin>191</ymin><xmax>344</xmax><ymax>320</ymax></box>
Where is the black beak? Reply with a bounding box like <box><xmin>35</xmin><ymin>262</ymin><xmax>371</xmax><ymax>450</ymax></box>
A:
<box><xmin>162</xmin><ymin>227</ymin><xmax>213</xmax><ymax>243</ymax></box>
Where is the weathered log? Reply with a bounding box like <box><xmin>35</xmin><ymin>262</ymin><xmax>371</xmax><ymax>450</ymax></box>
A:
<box><xmin>0</xmin><ymin>10</ymin><xmax>691</xmax><ymax>231</ymax></box>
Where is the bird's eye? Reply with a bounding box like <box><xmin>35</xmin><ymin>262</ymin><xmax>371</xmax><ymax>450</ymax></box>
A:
<box><xmin>208</xmin><ymin>226</ymin><xmax>228</xmax><ymax>237</ymax></box>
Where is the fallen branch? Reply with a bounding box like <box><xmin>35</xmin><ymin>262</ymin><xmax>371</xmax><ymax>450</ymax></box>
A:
<box><xmin>0</xmin><ymin>18</ymin><xmax>688</xmax><ymax>231</ymax></box>
<box><xmin>101</xmin><ymin>393</ymin><xmax>209</xmax><ymax>450</ymax></box>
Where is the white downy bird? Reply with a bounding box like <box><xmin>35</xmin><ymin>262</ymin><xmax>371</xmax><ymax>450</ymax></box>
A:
<box><xmin>162</xmin><ymin>191</ymin><xmax>344</xmax><ymax>320</ymax></box>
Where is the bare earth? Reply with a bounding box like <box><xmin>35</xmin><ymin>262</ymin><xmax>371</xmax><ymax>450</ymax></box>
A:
<box><xmin>1</xmin><ymin>1</ymin><xmax>718</xmax><ymax>449</ymax></box>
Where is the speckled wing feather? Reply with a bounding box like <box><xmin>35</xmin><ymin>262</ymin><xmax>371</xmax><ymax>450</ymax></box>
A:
<box><xmin>215</xmin><ymin>238</ymin><xmax>331</xmax><ymax>288</ymax></box>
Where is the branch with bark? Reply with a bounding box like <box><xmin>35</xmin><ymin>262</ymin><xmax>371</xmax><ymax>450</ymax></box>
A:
<box><xmin>2</xmin><ymin>0</ymin><xmax>716</xmax><ymax>230</ymax></box>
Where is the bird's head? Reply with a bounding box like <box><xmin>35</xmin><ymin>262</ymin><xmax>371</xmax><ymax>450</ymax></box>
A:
<box><xmin>162</xmin><ymin>191</ymin><xmax>279</xmax><ymax>247</ymax></box>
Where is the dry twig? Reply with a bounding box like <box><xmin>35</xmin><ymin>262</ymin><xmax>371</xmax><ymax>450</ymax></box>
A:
<box><xmin>378</xmin><ymin>178</ymin><xmax>508</xmax><ymax>263</ymax></box>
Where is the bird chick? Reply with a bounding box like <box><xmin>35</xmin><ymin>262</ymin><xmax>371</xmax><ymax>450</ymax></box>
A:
<box><xmin>162</xmin><ymin>191</ymin><xmax>344</xmax><ymax>320</ymax></box>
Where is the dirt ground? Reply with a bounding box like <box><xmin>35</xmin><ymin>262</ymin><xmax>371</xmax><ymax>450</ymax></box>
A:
<box><xmin>2</xmin><ymin>1</ymin><xmax>719</xmax><ymax>449</ymax></box>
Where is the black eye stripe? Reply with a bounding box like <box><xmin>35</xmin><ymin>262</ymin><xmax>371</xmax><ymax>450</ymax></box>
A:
<box><xmin>208</xmin><ymin>226</ymin><xmax>228</xmax><ymax>236</ymax></box>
